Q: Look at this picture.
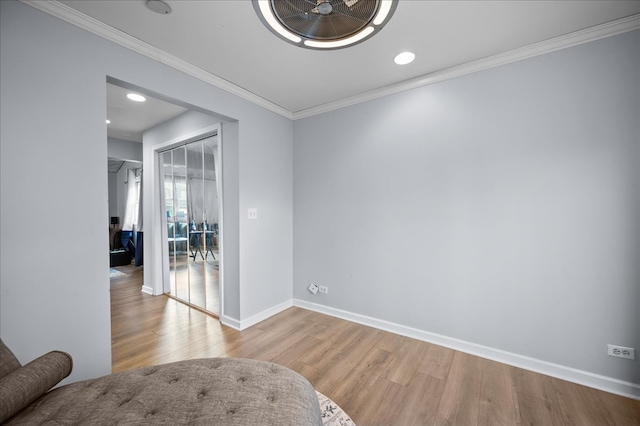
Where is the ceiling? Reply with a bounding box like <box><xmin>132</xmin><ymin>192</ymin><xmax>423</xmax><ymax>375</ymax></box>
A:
<box><xmin>36</xmin><ymin>1</ymin><xmax>639</xmax><ymax>139</ymax></box>
<box><xmin>107</xmin><ymin>83</ymin><xmax>188</xmax><ymax>142</ymax></box>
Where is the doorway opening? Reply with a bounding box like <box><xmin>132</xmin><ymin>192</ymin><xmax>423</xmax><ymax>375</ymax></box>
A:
<box><xmin>106</xmin><ymin>77</ymin><xmax>230</xmax><ymax>369</ymax></box>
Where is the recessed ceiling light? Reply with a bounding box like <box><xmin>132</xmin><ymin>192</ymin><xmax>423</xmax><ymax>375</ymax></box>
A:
<box><xmin>253</xmin><ymin>0</ymin><xmax>398</xmax><ymax>50</ymax></box>
<box><xmin>127</xmin><ymin>93</ymin><xmax>146</xmax><ymax>102</ymax></box>
<box><xmin>394</xmin><ymin>51</ymin><xmax>415</xmax><ymax>65</ymax></box>
<box><xmin>106</xmin><ymin>119</ymin><xmax>111</xmax><ymax>124</ymax></box>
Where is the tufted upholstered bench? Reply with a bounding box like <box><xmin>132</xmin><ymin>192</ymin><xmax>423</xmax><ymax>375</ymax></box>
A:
<box><xmin>0</xmin><ymin>339</ymin><xmax>322</xmax><ymax>425</ymax></box>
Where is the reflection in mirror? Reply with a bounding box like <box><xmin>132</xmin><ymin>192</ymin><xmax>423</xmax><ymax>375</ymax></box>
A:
<box><xmin>162</xmin><ymin>136</ymin><xmax>219</xmax><ymax>316</ymax></box>
<box><xmin>173</xmin><ymin>146</ymin><xmax>190</xmax><ymax>303</ymax></box>
<box><xmin>203</xmin><ymin>137</ymin><xmax>219</xmax><ymax>312</ymax></box>
<box><xmin>163</xmin><ymin>151</ymin><xmax>177</xmax><ymax>297</ymax></box>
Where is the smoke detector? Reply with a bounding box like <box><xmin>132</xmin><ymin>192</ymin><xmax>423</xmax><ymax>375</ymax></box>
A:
<box><xmin>146</xmin><ymin>0</ymin><xmax>172</xmax><ymax>15</ymax></box>
<box><xmin>253</xmin><ymin>0</ymin><xmax>397</xmax><ymax>50</ymax></box>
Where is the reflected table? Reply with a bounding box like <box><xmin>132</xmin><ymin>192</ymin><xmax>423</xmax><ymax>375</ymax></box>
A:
<box><xmin>188</xmin><ymin>231</ymin><xmax>216</xmax><ymax>260</ymax></box>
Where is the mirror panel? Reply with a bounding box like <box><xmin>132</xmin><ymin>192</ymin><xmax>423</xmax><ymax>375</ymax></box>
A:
<box><xmin>203</xmin><ymin>138</ymin><xmax>219</xmax><ymax>313</ymax></box>
<box><xmin>163</xmin><ymin>151</ymin><xmax>177</xmax><ymax>297</ymax></box>
<box><xmin>187</xmin><ymin>142</ymin><xmax>206</xmax><ymax>309</ymax></box>
<box><xmin>173</xmin><ymin>146</ymin><xmax>189</xmax><ymax>303</ymax></box>
<box><xmin>161</xmin><ymin>137</ymin><xmax>219</xmax><ymax>316</ymax></box>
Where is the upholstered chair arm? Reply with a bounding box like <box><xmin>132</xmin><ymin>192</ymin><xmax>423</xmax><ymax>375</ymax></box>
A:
<box><xmin>0</xmin><ymin>350</ymin><xmax>72</xmax><ymax>423</ymax></box>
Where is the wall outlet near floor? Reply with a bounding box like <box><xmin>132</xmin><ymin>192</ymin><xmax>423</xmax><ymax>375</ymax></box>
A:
<box><xmin>308</xmin><ymin>283</ymin><xmax>318</xmax><ymax>294</ymax></box>
<box><xmin>319</xmin><ymin>285</ymin><xmax>328</xmax><ymax>294</ymax></box>
<box><xmin>607</xmin><ymin>344</ymin><xmax>635</xmax><ymax>360</ymax></box>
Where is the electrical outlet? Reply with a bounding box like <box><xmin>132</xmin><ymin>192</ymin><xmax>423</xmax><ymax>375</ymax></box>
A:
<box><xmin>319</xmin><ymin>285</ymin><xmax>328</xmax><ymax>294</ymax></box>
<box><xmin>607</xmin><ymin>344</ymin><xmax>635</xmax><ymax>360</ymax></box>
<box><xmin>308</xmin><ymin>283</ymin><xmax>318</xmax><ymax>294</ymax></box>
<box><xmin>248</xmin><ymin>208</ymin><xmax>257</xmax><ymax>220</ymax></box>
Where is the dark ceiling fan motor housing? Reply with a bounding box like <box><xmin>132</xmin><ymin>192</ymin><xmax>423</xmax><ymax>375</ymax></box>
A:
<box><xmin>255</xmin><ymin>0</ymin><xmax>397</xmax><ymax>49</ymax></box>
<box><xmin>274</xmin><ymin>0</ymin><xmax>380</xmax><ymax>41</ymax></box>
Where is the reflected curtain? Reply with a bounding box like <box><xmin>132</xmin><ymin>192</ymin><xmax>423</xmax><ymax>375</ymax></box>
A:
<box><xmin>187</xmin><ymin>177</ymin><xmax>217</xmax><ymax>225</ymax></box>
<box><xmin>204</xmin><ymin>138</ymin><xmax>219</xmax><ymax>226</ymax></box>
<box><xmin>186</xmin><ymin>138</ymin><xmax>218</xmax><ymax>226</ymax></box>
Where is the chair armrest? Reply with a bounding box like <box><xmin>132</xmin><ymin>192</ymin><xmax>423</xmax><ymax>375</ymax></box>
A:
<box><xmin>0</xmin><ymin>350</ymin><xmax>72</xmax><ymax>423</ymax></box>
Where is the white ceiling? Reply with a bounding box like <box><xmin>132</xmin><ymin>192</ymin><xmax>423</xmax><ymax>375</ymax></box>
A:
<box><xmin>32</xmin><ymin>0</ymin><xmax>639</xmax><ymax>140</ymax></box>
<box><xmin>107</xmin><ymin>83</ymin><xmax>188</xmax><ymax>142</ymax></box>
<box><xmin>56</xmin><ymin>1</ymin><xmax>640</xmax><ymax>113</ymax></box>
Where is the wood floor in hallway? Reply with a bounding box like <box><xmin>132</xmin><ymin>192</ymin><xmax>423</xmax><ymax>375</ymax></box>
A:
<box><xmin>110</xmin><ymin>266</ymin><xmax>639</xmax><ymax>425</ymax></box>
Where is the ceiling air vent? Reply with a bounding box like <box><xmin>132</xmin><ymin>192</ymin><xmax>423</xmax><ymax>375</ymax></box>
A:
<box><xmin>253</xmin><ymin>0</ymin><xmax>397</xmax><ymax>50</ymax></box>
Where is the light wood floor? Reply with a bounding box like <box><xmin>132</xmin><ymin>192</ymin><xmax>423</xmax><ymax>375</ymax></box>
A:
<box><xmin>110</xmin><ymin>265</ymin><xmax>640</xmax><ymax>425</ymax></box>
<box><xmin>169</xmin><ymin>250</ymin><xmax>219</xmax><ymax>316</ymax></box>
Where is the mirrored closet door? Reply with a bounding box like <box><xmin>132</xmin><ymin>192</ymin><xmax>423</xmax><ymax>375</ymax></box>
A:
<box><xmin>162</xmin><ymin>136</ymin><xmax>219</xmax><ymax>315</ymax></box>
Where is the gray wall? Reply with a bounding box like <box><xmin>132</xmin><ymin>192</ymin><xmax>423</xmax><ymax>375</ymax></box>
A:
<box><xmin>2</xmin><ymin>0</ymin><xmax>636</xmax><ymax>393</ymax></box>
<box><xmin>0</xmin><ymin>0</ymin><xmax>293</xmax><ymax>381</ymax></box>
<box><xmin>293</xmin><ymin>31</ymin><xmax>639</xmax><ymax>385</ymax></box>
<box><xmin>108</xmin><ymin>137</ymin><xmax>142</xmax><ymax>163</ymax></box>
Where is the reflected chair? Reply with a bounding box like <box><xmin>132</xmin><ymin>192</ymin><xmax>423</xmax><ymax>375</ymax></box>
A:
<box><xmin>167</xmin><ymin>223</ymin><xmax>175</xmax><ymax>254</ymax></box>
<box><xmin>175</xmin><ymin>222</ymin><xmax>188</xmax><ymax>253</ymax></box>
<box><xmin>189</xmin><ymin>229</ymin><xmax>204</xmax><ymax>260</ymax></box>
<box><xmin>204</xmin><ymin>223</ymin><xmax>217</xmax><ymax>260</ymax></box>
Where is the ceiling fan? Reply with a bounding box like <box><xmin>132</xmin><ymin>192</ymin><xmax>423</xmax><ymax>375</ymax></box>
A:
<box><xmin>253</xmin><ymin>0</ymin><xmax>398</xmax><ymax>50</ymax></box>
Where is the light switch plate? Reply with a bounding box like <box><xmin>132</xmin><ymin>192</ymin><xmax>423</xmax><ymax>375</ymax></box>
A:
<box><xmin>248</xmin><ymin>208</ymin><xmax>257</xmax><ymax>220</ymax></box>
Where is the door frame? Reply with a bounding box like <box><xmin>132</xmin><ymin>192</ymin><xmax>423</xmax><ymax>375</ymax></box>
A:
<box><xmin>148</xmin><ymin>123</ymin><xmax>224</xmax><ymax>318</ymax></box>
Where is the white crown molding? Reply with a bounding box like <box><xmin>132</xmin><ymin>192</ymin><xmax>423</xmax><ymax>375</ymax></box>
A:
<box><xmin>21</xmin><ymin>1</ymin><xmax>638</xmax><ymax>122</ymax></box>
<box><xmin>293</xmin><ymin>299</ymin><xmax>640</xmax><ymax>400</ymax></box>
<box><xmin>21</xmin><ymin>1</ymin><xmax>638</xmax><ymax>121</ymax></box>
<box><xmin>293</xmin><ymin>14</ymin><xmax>640</xmax><ymax>120</ymax></box>
<box><xmin>20</xmin><ymin>0</ymin><xmax>293</xmax><ymax>120</ymax></box>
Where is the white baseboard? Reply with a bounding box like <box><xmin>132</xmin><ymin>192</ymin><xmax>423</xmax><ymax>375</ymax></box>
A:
<box><xmin>293</xmin><ymin>299</ymin><xmax>640</xmax><ymax>400</ymax></box>
<box><xmin>140</xmin><ymin>285</ymin><xmax>154</xmax><ymax>295</ymax></box>
<box><xmin>239</xmin><ymin>299</ymin><xmax>293</xmax><ymax>330</ymax></box>
<box><xmin>220</xmin><ymin>315</ymin><xmax>241</xmax><ymax>330</ymax></box>
<box><xmin>221</xmin><ymin>299</ymin><xmax>293</xmax><ymax>331</ymax></box>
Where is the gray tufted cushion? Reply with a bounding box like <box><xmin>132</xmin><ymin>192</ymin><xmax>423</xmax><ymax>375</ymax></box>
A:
<box><xmin>5</xmin><ymin>357</ymin><xmax>322</xmax><ymax>425</ymax></box>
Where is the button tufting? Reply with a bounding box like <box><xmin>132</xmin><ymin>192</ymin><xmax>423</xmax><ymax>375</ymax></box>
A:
<box><xmin>169</xmin><ymin>378</ymin><xmax>178</xmax><ymax>384</ymax></box>
<box><xmin>267</xmin><ymin>396</ymin><xmax>275</xmax><ymax>402</ymax></box>
<box><xmin>227</xmin><ymin>409</ymin><xmax>236</xmax><ymax>415</ymax></box>
<box><xmin>237</xmin><ymin>377</ymin><xmax>246</xmax><ymax>383</ymax></box>
<box><xmin>143</xmin><ymin>368</ymin><xmax>157</xmax><ymax>376</ymax></box>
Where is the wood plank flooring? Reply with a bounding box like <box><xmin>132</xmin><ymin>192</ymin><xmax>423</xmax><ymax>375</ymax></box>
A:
<box><xmin>110</xmin><ymin>265</ymin><xmax>640</xmax><ymax>425</ymax></box>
